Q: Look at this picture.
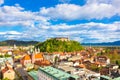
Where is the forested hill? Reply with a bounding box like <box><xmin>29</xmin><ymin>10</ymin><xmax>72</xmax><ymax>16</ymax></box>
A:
<box><xmin>0</xmin><ymin>40</ymin><xmax>38</xmax><ymax>46</ymax></box>
<box><xmin>35</xmin><ymin>38</ymin><xmax>83</xmax><ymax>53</ymax></box>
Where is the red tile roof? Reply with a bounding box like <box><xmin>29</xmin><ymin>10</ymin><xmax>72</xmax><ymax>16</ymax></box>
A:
<box><xmin>79</xmin><ymin>64</ymin><xmax>86</xmax><ymax>68</ymax></box>
<box><xmin>2</xmin><ymin>66</ymin><xmax>13</xmax><ymax>73</ymax></box>
<box><xmin>22</xmin><ymin>54</ymin><xmax>31</xmax><ymax>60</ymax></box>
<box><xmin>34</xmin><ymin>53</ymin><xmax>43</xmax><ymax>59</ymax></box>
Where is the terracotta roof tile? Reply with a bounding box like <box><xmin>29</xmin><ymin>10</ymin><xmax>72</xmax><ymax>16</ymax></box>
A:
<box><xmin>2</xmin><ymin>66</ymin><xmax>13</xmax><ymax>73</ymax></box>
<box><xmin>35</xmin><ymin>53</ymin><xmax>43</xmax><ymax>59</ymax></box>
<box><xmin>23</xmin><ymin>54</ymin><xmax>31</xmax><ymax>60</ymax></box>
<box><xmin>79</xmin><ymin>64</ymin><xmax>86</xmax><ymax>68</ymax></box>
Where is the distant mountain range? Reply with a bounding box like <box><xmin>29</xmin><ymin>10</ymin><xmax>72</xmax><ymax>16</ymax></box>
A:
<box><xmin>82</xmin><ymin>41</ymin><xmax>120</xmax><ymax>46</ymax></box>
<box><xmin>0</xmin><ymin>40</ymin><xmax>39</xmax><ymax>46</ymax></box>
<box><xmin>0</xmin><ymin>40</ymin><xmax>120</xmax><ymax>46</ymax></box>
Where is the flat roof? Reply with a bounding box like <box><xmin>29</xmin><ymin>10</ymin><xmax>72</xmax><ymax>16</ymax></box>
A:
<box><xmin>113</xmin><ymin>77</ymin><xmax>120</xmax><ymax>80</ymax></box>
<box><xmin>39</xmin><ymin>66</ymin><xmax>79</xmax><ymax>79</ymax></box>
<box><xmin>101</xmin><ymin>75</ymin><xmax>112</xmax><ymax>79</ymax></box>
<box><xmin>28</xmin><ymin>71</ymin><xmax>38</xmax><ymax>80</ymax></box>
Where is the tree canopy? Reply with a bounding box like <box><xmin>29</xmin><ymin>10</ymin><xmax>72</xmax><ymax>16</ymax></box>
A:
<box><xmin>35</xmin><ymin>39</ymin><xmax>83</xmax><ymax>53</ymax></box>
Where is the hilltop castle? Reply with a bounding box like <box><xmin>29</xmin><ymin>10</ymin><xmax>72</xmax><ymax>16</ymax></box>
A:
<box><xmin>54</xmin><ymin>37</ymin><xmax>69</xmax><ymax>41</ymax></box>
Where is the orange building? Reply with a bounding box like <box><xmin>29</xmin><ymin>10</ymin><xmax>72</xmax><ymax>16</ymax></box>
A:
<box><xmin>32</xmin><ymin>53</ymin><xmax>44</xmax><ymax>63</ymax></box>
<box><xmin>20</xmin><ymin>53</ymin><xmax>44</xmax><ymax>65</ymax></box>
<box><xmin>20</xmin><ymin>54</ymin><xmax>31</xmax><ymax>65</ymax></box>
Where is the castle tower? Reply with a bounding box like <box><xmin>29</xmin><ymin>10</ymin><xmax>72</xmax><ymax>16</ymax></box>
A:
<box><xmin>31</xmin><ymin>52</ymin><xmax>35</xmax><ymax>63</ymax></box>
<box><xmin>13</xmin><ymin>44</ymin><xmax>17</xmax><ymax>49</ymax></box>
<box><xmin>34</xmin><ymin>48</ymin><xmax>37</xmax><ymax>54</ymax></box>
<box><xmin>29</xmin><ymin>48</ymin><xmax>35</xmax><ymax>63</ymax></box>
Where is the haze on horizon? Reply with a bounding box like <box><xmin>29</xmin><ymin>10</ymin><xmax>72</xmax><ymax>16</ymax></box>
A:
<box><xmin>0</xmin><ymin>0</ymin><xmax>120</xmax><ymax>43</ymax></box>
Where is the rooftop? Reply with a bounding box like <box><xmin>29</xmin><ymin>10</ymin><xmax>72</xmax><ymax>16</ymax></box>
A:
<box><xmin>34</xmin><ymin>53</ymin><xmax>43</xmax><ymax>59</ymax></box>
<box><xmin>113</xmin><ymin>77</ymin><xmax>120</xmax><ymax>80</ymax></box>
<box><xmin>39</xmin><ymin>66</ymin><xmax>79</xmax><ymax>79</ymax></box>
<box><xmin>22</xmin><ymin>54</ymin><xmax>31</xmax><ymax>60</ymax></box>
<box><xmin>2</xmin><ymin>66</ymin><xmax>13</xmax><ymax>73</ymax></box>
<box><xmin>28</xmin><ymin>71</ymin><xmax>38</xmax><ymax>80</ymax></box>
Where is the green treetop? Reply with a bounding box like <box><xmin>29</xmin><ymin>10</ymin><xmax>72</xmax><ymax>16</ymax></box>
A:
<box><xmin>35</xmin><ymin>38</ymin><xmax>83</xmax><ymax>53</ymax></box>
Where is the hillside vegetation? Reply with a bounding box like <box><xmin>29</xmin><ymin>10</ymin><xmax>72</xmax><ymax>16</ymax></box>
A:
<box><xmin>35</xmin><ymin>38</ymin><xmax>83</xmax><ymax>53</ymax></box>
<box><xmin>0</xmin><ymin>40</ymin><xmax>38</xmax><ymax>46</ymax></box>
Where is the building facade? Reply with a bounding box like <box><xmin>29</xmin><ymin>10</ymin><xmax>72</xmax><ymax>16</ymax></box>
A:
<box><xmin>2</xmin><ymin>66</ymin><xmax>15</xmax><ymax>80</ymax></box>
<box><xmin>54</xmin><ymin>37</ymin><xmax>69</xmax><ymax>41</ymax></box>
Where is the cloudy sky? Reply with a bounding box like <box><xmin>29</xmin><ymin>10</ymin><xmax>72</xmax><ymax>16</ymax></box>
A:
<box><xmin>0</xmin><ymin>0</ymin><xmax>120</xmax><ymax>43</ymax></box>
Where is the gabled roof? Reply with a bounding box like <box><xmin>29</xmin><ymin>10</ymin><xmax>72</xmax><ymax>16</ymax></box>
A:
<box><xmin>34</xmin><ymin>53</ymin><xmax>43</xmax><ymax>59</ymax></box>
<box><xmin>22</xmin><ymin>54</ymin><xmax>31</xmax><ymax>60</ymax></box>
<box><xmin>2</xmin><ymin>66</ymin><xmax>13</xmax><ymax>73</ymax></box>
<box><xmin>41</xmin><ymin>60</ymin><xmax>50</xmax><ymax>65</ymax></box>
<box><xmin>79</xmin><ymin>64</ymin><xmax>86</xmax><ymax>68</ymax></box>
<box><xmin>96</xmin><ymin>56</ymin><xmax>108</xmax><ymax>60</ymax></box>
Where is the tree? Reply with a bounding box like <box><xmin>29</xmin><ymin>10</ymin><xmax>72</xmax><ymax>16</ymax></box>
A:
<box><xmin>4</xmin><ymin>54</ymin><xmax>11</xmax><ymax>57</ymax></box>
<box><xmin>35</xmin><ymin>39</ymin><xmax>84</xmax><ymax>53</ymax></box>
<box><xmin>2</xmin><ymin>77</ymin><xmax>9</xmax><ymax>80</ymax></box>
<box><xmin>116</xmin><ymin>60</ymin><xmax>119</xmax><ymax>65</ymax></box>
<box><xmin>54</xmin><ymin>56</ymin><xmax>59</xmax><ymax>64</ymax></box>
<box><xmin>0</xmin><ymin>55</ymin><xmax>3</xmax><ymax>58</ymax></box>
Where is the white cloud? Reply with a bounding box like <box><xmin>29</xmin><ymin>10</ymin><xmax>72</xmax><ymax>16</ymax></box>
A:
<box><xmin>86</xmin><ymin>0</ymin><xmax>120</xmax><ymax>16</ymax></box>
<box><xmin>86</xmin><ymin>0</ymin><xmax>111</xmax><ymax>4</ymax></box>
<box><xmin>0</xmin><ymin>31</ymin><xmax>22</xmax><ymax>40</ymax></box>
<box><xmin>0</xmin><ymin>5</ymin><xmax>49</xmax><ymax>27</ymax></box>
<box><xmin>6</xmin><ymin>31</ymin><xmax>21</xmax><ymax>35</ymax></box>
<box><xmin>0</xmin><ymin>31</ymin><xmax>21</xmax><ymax>35</ymax></box>
<box><xmin>0</xmin><ymin>0</ymin><xmax>4</xmax><ymax>5</ymax></box>
<box><xmin>40</xmin><ymin>2</ymin><xmax>120</xmax><ymax>20</ymax></box>
<box><xmin>44</xmin><ymin>21</ymin><xmax>120</xmax><ymax>43</ymax></box>
<box><xmin>59</xmin><ymin>0</ymin><xmax>71</xmax><ymax>3</ymax></box>
<box><xmin>71</xmin><ymin>37</ymin><xmax>84</xmax><ymax>42</ymax></box>
<box><xmin>0</xmin><ymin>2</ymin><xmax>120</xmax><ymax>43</ymax></box>
<box><xmin>0</xmin><ymin>20</ymin><xmax>120</xmax><ymax>43</ymax></box>
<box><xmin>0</xmin><ymin>4</ymin><xmax>50</xmax><ymax>41</ymax></box>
